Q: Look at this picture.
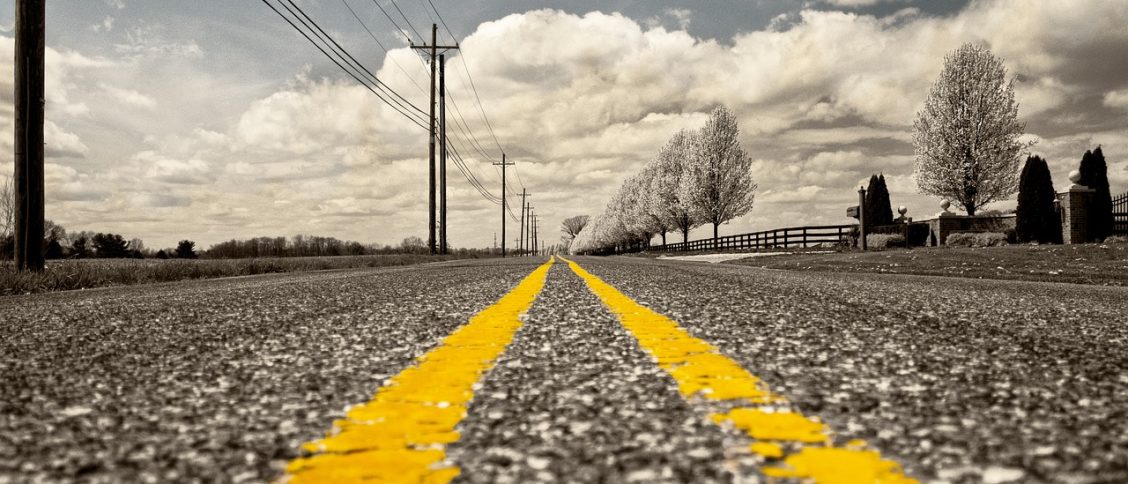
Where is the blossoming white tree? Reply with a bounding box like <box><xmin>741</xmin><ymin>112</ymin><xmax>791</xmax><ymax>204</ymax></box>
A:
<box><xmin>569</xmin><ymin>106</ymin><xmax>758</xmax><ymax>254</ymax></box>
<box><xmin>678</xmin><ymin>106</ymin><xmax>757</xmax><ymax>240</ymax></box>
<box><xmin>649</xmin><ymin>130</ymin><xmax>699</xmax><ymax>243</ymax></box>
<box><xmin>913</xmin><ymin>43</ymin><xmax>1031</xmax><ymax>215</ymax></box>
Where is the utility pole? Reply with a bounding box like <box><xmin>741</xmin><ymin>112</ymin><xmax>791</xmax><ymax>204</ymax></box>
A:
<box><xmin>15</xmin><ymin>0</ymin><xmax>45</xmax><ymax>272</ymax></box>
<box><xmin>519</xmin><ymin>189</ymin><xmax>528</xmax><ymax>255</ymax></box>
<box><xmin>533</xmin><ymin>215</ymin><xmax>538</xmax><ymax>256</ymax></box>
<box><xmin>439</xmin><ymin>54</ymin><xmax>447</xmax><ymax>254</ymax></box>
<box><xmin>523</xmin><ymin>205</ymin><xmax>531</xmax><ymax>257</ymax></box>
<box><xmin>411</xmin><ymin>24</ymin><xmax>457</xmax><ymax>255</ymax></box>
<box><xmin>492</xmin><ymin>154</ymin><xmax>513</xmax><ymax>257</ymax></box>
<box><xmin>527</xmin><ymin>209</ymin><xmax>535</xmax><ymax>257</ymax></box>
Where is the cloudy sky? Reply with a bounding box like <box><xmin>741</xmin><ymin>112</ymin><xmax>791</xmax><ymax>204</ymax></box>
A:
<box><xmin>1</xmin><ymin>0</ymin><xmax>1126</xmax><ymax>249</ymax></box>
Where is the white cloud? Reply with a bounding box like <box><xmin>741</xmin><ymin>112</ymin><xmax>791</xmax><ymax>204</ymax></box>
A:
<box><xmin>5</xmin><ymin>1</ymin><xmax>1128</xmax><ymax>248</ymax></box>
<box><xmin>665</xmin><ymin>8</ymin><xmax>693</xmax><ymax>29</ymax></box>
<box><xmin>822</xmin><ymin>0</ymin><xmax>903</xmax><ymax>7</ymax></box>
<box><xmin>92</xmin><ymin>16</ymin><xmax>115</xmax><ymax>33</ymax></box>
<box><xmin>1104</xmin><ymin>90</ymin><xmax>1128</xmax><ymax>109</ymax></box>
<box><xmin>136</xmin><ymin>151</ymin><xmax>214</xmax><ymax>185</ymax></box>
<box><xmin>100</xmin><ymin>83</ymin><xmax>156</xmax><ymax>109</ymax></box>
<box><xmin>115</xmin><ymin>25</ymin><xmax>203</xmax><ymax>60</ymax></box>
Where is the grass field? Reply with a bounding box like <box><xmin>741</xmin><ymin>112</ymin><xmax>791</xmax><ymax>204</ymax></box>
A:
<box><xmin>721</xmin><ymin>243</ymin><xmax>1128</xmax><ymax>286</ymax></box>
<box><xmin>0</xmin><ymin>254</ymin><xmax>476</xmax><ymax>296</ymax></box>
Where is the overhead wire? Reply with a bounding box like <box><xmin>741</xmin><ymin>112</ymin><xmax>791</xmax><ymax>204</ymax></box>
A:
<box><xmin>424</xmin><ymin>2</ymin><xmax>530</xmax><ymax>194</ymax></box>
<box><xmin>369</xmin><ymin>0</ymin><xmax>413</xmax><ymax>44</ymax></box>
<box><xmin>389</xmin><ymin>0</ymin><xmax>424</xmax><ymax>41</ymax></box>
<box><xmin>262</xmin><ymin>0</ymin><xmax>428</xmax><ymax>130</ymax></box>
<box><xmin>396</xmin><ymin>0</ymin><xmax>513</xmax><ymax>204</ymax></box>
<box><xmin>279</xmin><ymin>0</ymin><xmax>425</xmax><ymax>122</ymax></box>
<box><xmin>341</xmin><ymin>0</ymin><xmax>427</xmax><ymax>96</ymax></box>
<box><xmin>266</xmin><ymin>0</ymin><xmax>519</xmax><ymax>228</ymax></box>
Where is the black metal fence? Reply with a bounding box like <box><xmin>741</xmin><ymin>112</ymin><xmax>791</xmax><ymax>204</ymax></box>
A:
<box><xmin>1114</xmin><ymin>192</ymin><xmax>1128</xmax><ymax>236</ymax></box>
<box><xmin>652</xmin><ymin>224</ymin><xmax>857</xmax><ymax>253</ymax></box>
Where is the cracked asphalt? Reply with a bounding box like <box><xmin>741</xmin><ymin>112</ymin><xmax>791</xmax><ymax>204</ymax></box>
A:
<box><xmin>2</xmin><ymin>256</ymin><xmax>1126</xmax><ymax>483</ymax></box>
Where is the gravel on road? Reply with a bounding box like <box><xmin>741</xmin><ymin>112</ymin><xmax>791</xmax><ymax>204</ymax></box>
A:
<box><xmin>3</xmin><ymin>255</ymin><xmax>1126</xmax><ymax>483</ymax></box>
<box><xmin>451</xmin><ymin>261</ymin><xmax>730</xmax><ymax>483</ymax></box>
<box><xmin>0</xmin><ymin>259</ymin><xmax>539</xmax><ymax>483</ymax></box>
<box><xmin>575</xmin><ymin>256</ymin><xmax>1128</xmax><ymax>483</ymax></box>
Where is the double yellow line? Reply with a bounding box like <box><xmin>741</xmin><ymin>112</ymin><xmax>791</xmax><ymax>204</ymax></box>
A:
<box><xmin>283</xmin><ymin>256</ymin><xmax>915</xmax><ymax>483</ymax></box>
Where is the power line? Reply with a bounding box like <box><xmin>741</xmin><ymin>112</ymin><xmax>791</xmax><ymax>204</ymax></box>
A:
<box><xmin>453</xmin><ymin>53</ymin><xmax>504</xmax><ymax>155</ymax></box>
<box><xmin>279</xmin><ymin>0</ymin><xmax>424</xmax><ymax>121</ymax></box>
<box><xmin>423</xmin><ymin>2</ymin><xmax>528</xmax><ymax>193</ymax></box>
<box><xmin>416</xmin><ymin>0</ymin><xmax>437</xmax><ymax>26</ymax></box>
<box><xmin>341</xmin><ymin>0</ymin><xmax>427</xmax><ymax>96</ymax></box>
<box><xmin>427</xmin><ymin>0</ymin><xmax>456</xmax><ymax>43</ymax></box>
<box><xmin>389</xmin><ymin>0</ymin><xmax>423</xmax><ymax>41</ymax></box>
<box><xmin>369</xmin><ymin>0</ymin><xmax>412</xmax><ymax>43</ymax></box>
<box><xmin>262</xmin><ymin>0</ymin><xmax>428</xmax><ymax>129</ymax></box>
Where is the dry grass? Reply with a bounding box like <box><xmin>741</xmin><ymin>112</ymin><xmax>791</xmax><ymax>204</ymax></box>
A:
<box><xmin>0</xmin><ymin>254</ymin><xmax>474</xmax><ymax>296</ymax></box>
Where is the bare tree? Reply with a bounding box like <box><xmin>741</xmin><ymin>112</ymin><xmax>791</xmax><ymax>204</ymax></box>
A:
<box><xmin>678</xmin><ymin>106</ymin><xmax>757</xmax><ymax>240</ymax></box>
<box><xmin>560</xmin><ymin>215</ymin><xmax>590</xmax><ymax>247</ymax></box>
<box><xmin>0</xmin><ymin>175</ymin><xmax>13</xmax><ymax>238</ymax></box>
<box><xmin>913</xmin><ymin>43</ymin><xmax>1031</xmax><ymax>215</ymax></box>
<box><xmin>650</xmin><ymin>129</ymin><xmax>699</xmax><ymax>243</ymax></box>
<box><xmin>43</xmin><ymin>219</ymin><xmax>66</xmax><ymax>243</ymax></box>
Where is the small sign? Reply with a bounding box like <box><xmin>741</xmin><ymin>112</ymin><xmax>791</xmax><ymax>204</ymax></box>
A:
<box><xmin>846</xmin><ymin>205</ymin><xmax>859</xmax><ymax>218</ymax></box>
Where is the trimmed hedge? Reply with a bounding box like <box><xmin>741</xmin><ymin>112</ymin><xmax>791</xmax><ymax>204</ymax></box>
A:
<box><xmin>866</xmin><ymin>233</ymin><xmax>906</xmax><ymax>249</ymax></box>
<box><xmin>946</xmin><ymin>232</ymin><xmax>1008</xmax><ymax>247</ymax></box>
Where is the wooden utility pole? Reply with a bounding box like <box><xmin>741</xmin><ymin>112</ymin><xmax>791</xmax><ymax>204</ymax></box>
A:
<box><xmin>519</xmin><ymin>190</ymin><xmax>528</xmax><ymax>255</ymax></box>
<box><xmin>439</xmin><ymin>54</ymin><xmax>447</xmax><ymax>254</ymax></box>
<box><xmin>492</xmin><ymin>154</ymin><xmax>513</xmax><ymax>257</ymax></box>
<box><xmin>15</xmin><ymin>0</ymin><xmax>45</xmax><ymax>272</ymax></box>
<box><xmin>532</xmin><ymin>215</ymin><xmax>538</xmax><ymax>256</ymax></box>
<box><xmin>527</xmin><ymin>209</ymin><xmax>534</xmax><ymax>257</ymax></box>
<box><xmin>411</xmin><ymin>24</ymin><xmax>457</xmax><ymax>255</ymax></box>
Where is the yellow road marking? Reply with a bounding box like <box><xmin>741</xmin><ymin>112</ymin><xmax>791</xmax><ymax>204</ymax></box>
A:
<box><xmin>562</xmin><ymin>257</ymin><xmax>915</xmax><ymax>484</ymax></box>
<box><xmin>284</xmin><ymin>257</ymin><xmax>555</xmax><ymax>483</ymax></box>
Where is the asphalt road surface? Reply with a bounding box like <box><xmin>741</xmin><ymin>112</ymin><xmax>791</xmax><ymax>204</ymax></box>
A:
<box><xmin>2</xmin><ymin>256</ymin><xmax>1126</xmax><ymax>483</ymax></box>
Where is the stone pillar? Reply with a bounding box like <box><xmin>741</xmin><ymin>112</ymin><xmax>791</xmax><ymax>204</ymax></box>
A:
<box><xmin>928</xmin><ymin>200</ymin><xmax>963</xmax><ymax>246</ymax></box>
<box><xmin>1060</xmin><ymin>171</ymin><xmax>1095</xmax><ymax>245</ymax></box>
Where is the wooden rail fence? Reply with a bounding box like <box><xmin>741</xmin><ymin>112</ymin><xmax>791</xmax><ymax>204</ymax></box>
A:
<box><xmin>651</xmin><ymin>224</ymin><xmax>857</xmax><ymax>253</ymax></box>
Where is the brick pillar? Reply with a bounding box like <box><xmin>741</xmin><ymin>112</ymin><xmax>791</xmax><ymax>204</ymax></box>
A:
<box><xmin>1060</xmin><ymin>185</ymin><xmax>1095</xmax><ymax>244</ymax></box>
<box><xmin>927</xmin><ymin>200</ymin><xmax>962</xmax><ymax>246</ymax></box>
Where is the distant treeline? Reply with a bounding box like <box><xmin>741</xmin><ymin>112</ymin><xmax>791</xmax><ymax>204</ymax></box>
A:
<box><xmin>205</xmin><ymin>235</ymin><xmax>500</xmax><ymax>259</ymax></box>
<box><xmin>206</xmin><ymin>236</ymin><xmax>370</xmax><ymax>259</ymax></box>
<box><xmin>1</xmin><ymin>219</ymin><xmax>498</xmax><ymax>261</ymax></box>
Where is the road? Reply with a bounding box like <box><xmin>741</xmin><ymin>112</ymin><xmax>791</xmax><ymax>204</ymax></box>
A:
<box><xmin>2</xmin><ymin>256</ymin><xmax>1126</xmax><ymax>483</ymax></box>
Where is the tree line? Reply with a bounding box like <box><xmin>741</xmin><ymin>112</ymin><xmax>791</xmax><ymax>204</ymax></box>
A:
<box><xmin>0</xmin><ymin>216</ymin><xmax>200</xmax><ymax>260</ymax></box>
<box><xmin>0</xmin><ymin>214</ymin><xmax>475</xmax><ymax>261</ymax></box>
<box><xmin>570</xmin><ymin>106</ymin><xmax>758</xmax><ymax>254</ymax></box>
